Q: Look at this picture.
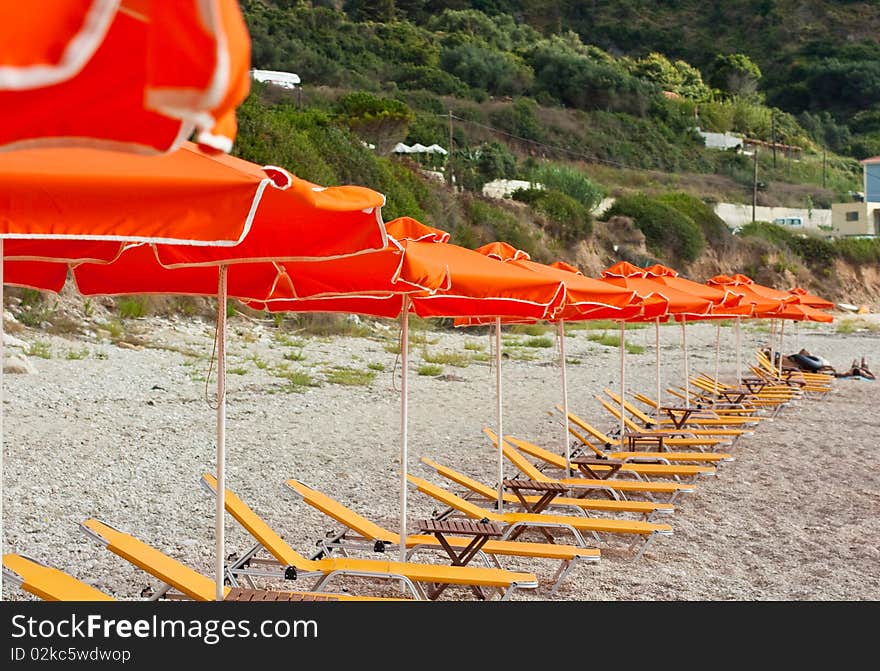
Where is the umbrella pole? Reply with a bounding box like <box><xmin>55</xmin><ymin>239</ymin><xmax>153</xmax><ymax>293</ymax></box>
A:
<box><xmin>215</xmin><ymin>265</ymin><xmax>228</xmax><ymax>601</ymax></box>
<box><xmin>495</xmin><ymin>316</ymin><xmax>503</xmax><ymax>512</ymax></box>
<box><xmin>655</xmin><ymin>317</ymin><xmax>661</xmax><ymax>419</ymax></box>
<box><xmin>399</xmin><ymin>297</ymin><xmax>410</xmax><ymax>565</ymax></box>
<box><xmin>558</xmin><ymin>320</ymin><xmax>571</xmax><ymax>478</ymax></box>
<box><xmin>736</xmin><ymin>317</ymin><xmax>742</xmax><ymax>383</ymax></box>
<box><xmin>714</xmin><ymin>322</ymin><xmax>721</xmax><ymax>393</ymax></box>
<box><xmin>0</xmin><ymin>241</ymin><xmax>4</xmax><ymax>598</ymax></box>
<box><xmin>619</xmin><ymin>321</ymin><xmax>626</xmax><ymax>440</ymax></box>
<box><xmin>682</xmin><ymin>317</ymin><xmax>690</xmax><ymax>407</ymax></box>
<box><xmin>778</xmin><ymin>319</ymin><xmax>786</xmax><ymax>377</ymax></box>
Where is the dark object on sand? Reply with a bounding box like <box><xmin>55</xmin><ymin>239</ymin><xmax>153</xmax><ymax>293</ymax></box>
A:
<box><xmin>835</xmin><ymin>357</ymin><xmax>875</xmax><ymax>380</ymax></box>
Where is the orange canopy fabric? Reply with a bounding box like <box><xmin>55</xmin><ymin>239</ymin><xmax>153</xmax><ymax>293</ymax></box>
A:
<box><xmin>788</xmin><ymin>286</ymin><xmax>835</xmax><ymax>310</ymax></box>
<box><xmin>775</xmin><ymin>302</ymin><xmax>835</xmax><ymax>323</ymax></box>
<box><xmin>0</xmin><ymin>1</ymin><xmax>251</xmax><ymax>154</ymax></box>
<box><xmin>704</xmin><ymin>274</ymin><xmax>788</xmax><ymax>317</ymax></box>
<box><xmin>249</xmin><ymin>240</ymin><xmax>567</xmax><ymax>322</ymax></box>
<box><xmin>71</xmin><ymin>223</ymin><xmax>450</xmax><ymax>302</ymax></box>
<box><xmin>477</xmin><ymin>243</ymin><xmax>638</xmax><ymax>316</ymax></box>
<box><xmin>0</xmin><ymin>142</ymin><xmax>388</xmax><ymax>260</ymax></box>
<box><xmin>453</xmin><ymin>244</ymin><xmax>644</xmax><ymax>326</ymax></box>
<box><xmin>643</xmin><ymin>263</ymin><xmax>743</xmax><ymax>309</ymax></box>
<box><xmin>599</xmin><ymin>261</ymin><xmax>714</xmax><ymax>318</ymax></box>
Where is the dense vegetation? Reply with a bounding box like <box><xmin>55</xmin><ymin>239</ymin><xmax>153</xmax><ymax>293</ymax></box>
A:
<box><xmin>229</xmin><ymin>1</ymin><xmax>879</xmax><ymax>301</ymax></box>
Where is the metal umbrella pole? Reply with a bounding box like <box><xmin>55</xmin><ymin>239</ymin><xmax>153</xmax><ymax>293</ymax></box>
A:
<box><xmin>0</xmin><ymin>240</ymin><xmax>4</xmax><ymax>597</ymax></box>
<box><xmin>655</xmin><ymin>316</ymin><xmax>662</xmax><ymax>419</ymax></box>
<box><xmin>778</xmin><ymin>318</ymin><xmax>786</xmax><ymax>377</ymax></box>
<box><xmin>714</xmin><ymin>322</ymin><xmax>721</xmax><ymax>394</ymax></box>
<box><xmin>495</xmin><ymin>316</ymin><xmax>504</xmax><ymax>512</ymax></box>
<box><xmin>619</xmin><ymin>321</ymin><xmax>626</xmax><ymax>440</ymax></box>
<box><xmin>681</xmin><ymin>317</ymin><xmax>690</xmax><ymax>407</ymax></box>
<box><xmin>214</xmin><ymin>265</ymin><xmax>228</xmax><ymax>601</ymax></box>
<box><xmin>558</xmin><ymin>320</ymin><xmax>572</xmax><ymax>478</ymax></box>
<box><xmin>399</xmin><ymin>297</ymin><xmax>410</xmax><ymax>565</ymax></box>
<box><xmin>736</xmin><ymin>316</ymin><xmax>742</xmax><ymax>383</ymax></box>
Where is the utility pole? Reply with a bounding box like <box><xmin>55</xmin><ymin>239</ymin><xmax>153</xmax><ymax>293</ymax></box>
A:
<box><xmin>771</xmin><ymin>114</ymin><xmax>777</xmax><ymax>168</ymax></box>
<box><xmin>822</xmin><ymin>148</ymin><xmax>827</xmax><ymax>189</ymax></box>
<box><xmin>447</xmin><ymin>110</ymin><xmax>454</xmax><ymax>190</ymax></box>
<box><xmin>752</xmin><ymin>145</ymin><xmax>759</xmax><ymax>223</ymax></box>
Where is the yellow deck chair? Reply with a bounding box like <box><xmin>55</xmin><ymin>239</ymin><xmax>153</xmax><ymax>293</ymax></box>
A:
<box><xmin>755</xmin><ymin>350</ymin><xmax>834</xmax><ymax>385</ymax></box>
<box><xmin>548</xmin><ymin>410</ymin><xmax>718</xmax><ymax>478</ymax></box>
<box><xmin>200</xmin><ymin>474</ymin><xmax>538</xmax><ymax>601</ymax></box>
<box><xmin>419</xmin><ymin>456</ymin><xmax>675</xmax><ymax>520</ymax></box>
<box><xmin>663</xmin><ymin>387</ymin><xmax>778</xmax><ymax>418</ymax></box>
<box><xmin>602</xmin><ymin>388</ymin><xmax>754</xmax><ymax>442</ymax></box>
<box><xmin>589</xmin><ymin>398</ymin><xmax>737</xmax><ymax>460</ymax></box>
<box><xmin>750</xmin><ymin>355</ymin><xmax>833</xmax><ymax>397</ymax></box>
<box><xmin>285</xmin><ymin>478</ymin><xmax>599</xmax><ymax>596</ymax></box>
<box><xmin>507</xmin><ymin>432</ymin><xmax>717</xmax><ymax>483</ymax></box>
<box><xmin>631</xmin><ymin>391</ymin><xmax>761</xmax><ymax>419</ymax></box>
<box><xmin>548</xmin><ymin>404</ymin><xmax>733</xmax><ymax>464</ymax></box>
<box><xmin>484</xmin><ymin>427</ymin><xmax>696</xmax><ymax>503</ymax></box>
<box><xmin>3</xmin><ymin>554</ymin><xmax>115</xmax><ymax>601</ymax></box>
<box><xmin>692</xmin><ymin>373</ymin><xmax>798</xmax><ymax>400</ymax></box>
<box><xmin>79</xmin><ymin>518</ymin><xmax>389</xmax><ymax>602</ymax></box>
<box><xmin>407</xmin><ymin>474</ymin><xmax>673</xmax><ymax>561</ymax></box>
<box><xmin>688</xmin><ymin>377</ymin><xmax>793</xmax><ymax>411</ymax></box>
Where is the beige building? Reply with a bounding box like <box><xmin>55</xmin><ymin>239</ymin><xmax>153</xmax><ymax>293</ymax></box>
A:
<box><xmin>831</xmin><ymin>156</ymin><xmax>880</xmax><ymax>237</ymax></box>
<box><xmin>831</xmin><ymin>200</ymin><xmax>880</xmax><ymax>237</ymax></box>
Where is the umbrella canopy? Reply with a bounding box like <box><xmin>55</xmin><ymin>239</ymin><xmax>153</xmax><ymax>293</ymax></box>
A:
<box><xmin>68</xmin><ymin>217</ymin><xmax>448</xmax><ymax>301</ymax></box>
<box><xmin>248</xmin><ymin>229</ymin><xmax>567</xmax><ymax>574</ymax></box>
<box><xmin>705</xmin><ymin>274</ymin><xmax>790</xmax><ymax>316</ymax></box>
<box><xmin>599</xmin><ymin>261</ymin><xmax>714</xmax><ymax>317</ymax></box>
<box><xmin>0</xmin><ymin>0</ymin><xmax>251</xmax><ymax>154</ymax></box>
<box><xmin>643</xmin><ymin>263</ymin><xmax>743</xmax><ymax>310</ymax></box>
<box><xmin>1</xmin><ymin>141</ymin><xmax>388</xmax><ymax>260</ymax></box>
<box><xmin>1</xmin><ymin>152</ymin><xmax>390</xmax><ymax>601</ymax></box>
<box><xmin>788</xmin><ymin>286</ymin><xmax>835</xmax><ymax>310</ymax></box>
<box><xmin>473</xmin><ymin>243</ymin><xmax>641</xmax><ymax>319</ymax></box>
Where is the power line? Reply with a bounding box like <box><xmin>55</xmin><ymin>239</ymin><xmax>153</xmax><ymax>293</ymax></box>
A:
<box><xmin>436</xmin><ymin>112</ymin><xmax>661</xmax><ymax>173</ymax></box>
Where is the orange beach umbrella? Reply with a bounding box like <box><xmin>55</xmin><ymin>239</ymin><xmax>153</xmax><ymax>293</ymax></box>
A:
<box><xmin>250</xmin><ymin>230</ymin><xmax>569</xmax><ymax>550</ymax></box>
<box><xmin>788</xmin><ymin>286</ymin><xmax>835</xmax><ymax>310</ymax></box>
<box><xmin>1</xmin><ymin>148</ymin><xmax>390</xmax><ymax>600</ymax></box>
<box><xmin>0</xmin><ymin>0</ymin><xmax>251</xmax><ymax>154</ymax></box>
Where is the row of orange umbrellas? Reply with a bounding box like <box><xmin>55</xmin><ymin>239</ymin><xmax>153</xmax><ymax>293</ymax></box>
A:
<box><xmin>0</xmin><ymin>8</ymin><xmax>836</xmax><ymax>599</ymax></box>
<box><xmin>0</xmin><ymin>138</ymin><xmax>836</xmax><ymax>595</ymax></box>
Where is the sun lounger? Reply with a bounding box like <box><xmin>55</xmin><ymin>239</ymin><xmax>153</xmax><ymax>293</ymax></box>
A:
<box><xmin>484</xmin><ymin>428</ymin><xmax>696</xmax><ymax>503</ymax></box>
<box><xmin>419</xmin><ymin>456</ymin><xmax>675</xmax><ymax>520</ymax></box>
<box><xmin>284</xmin><ymin>478</ymin><xmax>599</xmax><ymax>596</ymax></box>
<box><xmin>79</xmin><ymin>518</ymin><xmax>393</xmax><ymax>601</ymax></box>
<box><xmin>602</xmin><ymin>388</ymin><xmax>753</xmax><ymax>444</ymax></box>
<box><xmin>406</xmin><ymin>474</ymin><xmax>673</xmax><ymax>560</ymax></box>
<box><xmin>565</xmin><ymin>399</ymin><xmax>738</xmax><ymax>459</ymax></box>
<box><xmin>546</xmin><ymin>410</ymin><xmax>720</xmax><ymax>477</ymax></box>
<box><xmin>3</xmin><ymin>553</ymin><xmax>115</xmax><ymax>601</ymax></box>
<box><xmin>200</xmin><ymin>474</ymin><xmax>538</xmax><ymax>600</ymax></box>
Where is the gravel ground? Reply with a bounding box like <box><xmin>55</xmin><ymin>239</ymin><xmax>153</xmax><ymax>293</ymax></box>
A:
<box><xmin>3</xmin><ymin>312</ymin><xmax>879</xmax><ymax>601</ymax></box>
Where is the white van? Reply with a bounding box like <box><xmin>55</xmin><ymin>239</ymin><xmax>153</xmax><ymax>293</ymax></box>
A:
<box><xmin>773</xmin><ymin>217</ymin><xmax>803</xmax><ymax>227</ymax></box>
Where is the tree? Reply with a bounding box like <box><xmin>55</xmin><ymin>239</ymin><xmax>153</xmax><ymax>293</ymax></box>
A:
<box><xmin>334</xmin><ymin>92</ymin><xmax>415</xmax><ymax>154</ymax></box>
<box><xmin>343</xmin><ymin>0</ymin><xmax>396</xmax><ymax>22</ymax></box>
<box><xmin>708</xmin><ymin>53</ymin><xmax>763</xmax><ymax>97</ymax></box>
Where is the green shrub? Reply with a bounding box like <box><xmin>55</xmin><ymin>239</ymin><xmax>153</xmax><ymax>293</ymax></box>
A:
<box><xmin>604</xmin><ymin>194</ymin><xmax>706</xmax><ymax>264</ymax></box>
<box><xmin>525</xmin><ymin>163</ymin><xmax>605</xmax><ymax>210</ymax></box>
<box><xmin>530</xmin><ymin>189</ymin><xmax>593</xmax><ymax>242</ymax></box>
<box><xmin>417</xmin><ymin>363</ymin><xmax>443</xmax><ymax>376</ymax></box>
<box><xmin>656</xmin><ymin>192</ymin><xmax>733</xmax><ymax>249</ymax></box>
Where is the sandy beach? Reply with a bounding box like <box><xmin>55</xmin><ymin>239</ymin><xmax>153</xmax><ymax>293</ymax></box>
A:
<box><xmin>3</xmin><ymin>312</ymin><xmax>879</xmax><ymax>601</ymax></box>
